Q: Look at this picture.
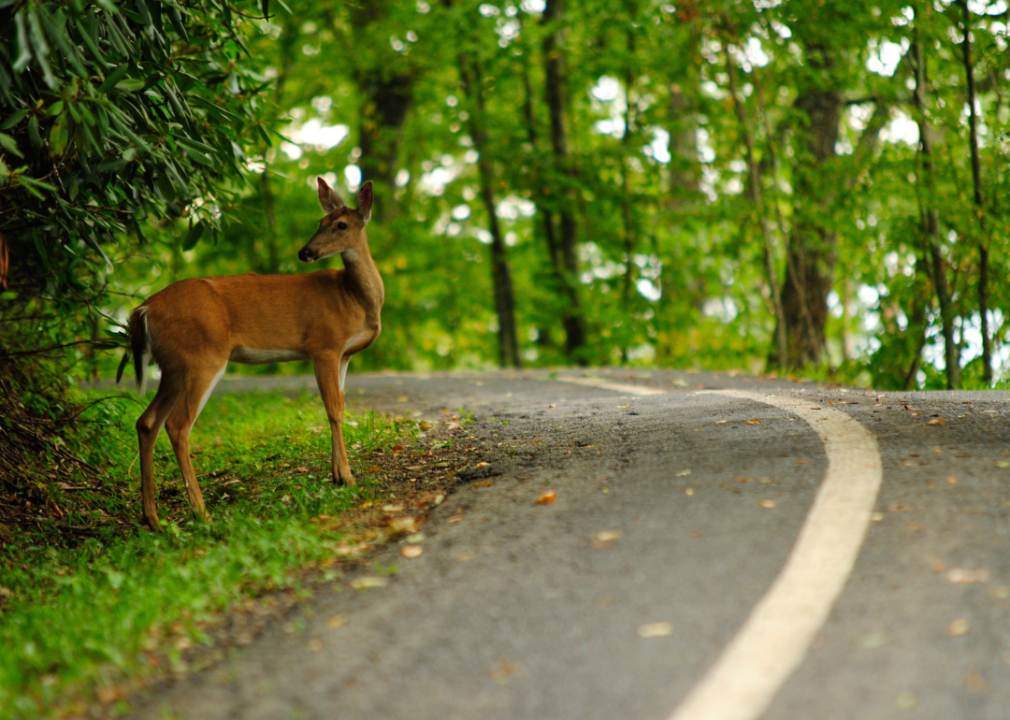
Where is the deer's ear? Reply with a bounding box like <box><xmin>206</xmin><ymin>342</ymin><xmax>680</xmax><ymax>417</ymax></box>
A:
<box><xmin>317</xmin><ymin>177</ymin><xmax>346</xmax><ymax>213</ymax></box>
<box><xmin>357</xmin><ymin>181</ymin><xmax>374</xmax><ymax>225</ymax></box>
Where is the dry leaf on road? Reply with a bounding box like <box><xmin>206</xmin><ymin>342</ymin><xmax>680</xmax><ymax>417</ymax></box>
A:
<box><xmin>759</xmin><ymin>499</ymin><xmax>776</xmax><ymax>509</ymax></box>
<box><xmin>350</xmin><ymin>576</ymin><xmax>388</xmax><ymax>590</ymax></box>
<box><xmin>592</xmin><ymin>530</ymin><xmax>622</xmax><ymax>548</ymax></box>
<box><xmin>401</xmin><ymin>545</ymin><xmax>423</xmax><ymax>559</ymax></box>
<box><xmin>947</xmin><ymin>618</ymin><xmax>971</xmax><ymax>636</ymax></box>
<box><xmin>534</xmin><ymin>490</ymin><xmax>556</xmax><ymax>505</ymax></box>
<box><xmin>489</xmin><ymin>661</ymin><xmax>519</xmax><ymax>683</ymax></box>
<box><xmin>947</xmin><ymin>568</ymin><xmax>990</xmax><ymax>584</ymax></box>
<box><xmin>638</xmin><ymin>622</ymin><xmax>673</xmax><ymax>638</ymax></box>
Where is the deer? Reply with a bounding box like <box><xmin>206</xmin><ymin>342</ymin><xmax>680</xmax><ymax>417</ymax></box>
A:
<box><xmin>119</xmin><ymin>178</ymin><xmax>383</xmax><ymax>531</ymax></box>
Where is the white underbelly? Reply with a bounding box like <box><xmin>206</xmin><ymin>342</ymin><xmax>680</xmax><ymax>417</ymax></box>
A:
<box><xmin>229</xmin><ymin>347</ymin><xmax>309</xmax><ymax>364</ymax></box>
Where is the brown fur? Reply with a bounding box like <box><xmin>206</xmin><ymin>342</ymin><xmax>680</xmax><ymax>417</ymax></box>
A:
<box><xmin>128</xmin><ymin>179</ymin><xmax>382</xmax><ymax>530</ymax></box>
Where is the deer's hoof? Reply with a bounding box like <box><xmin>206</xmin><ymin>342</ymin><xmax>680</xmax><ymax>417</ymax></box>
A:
<box><xmin>336</xmin><ymin>467</ymin><xmax>356</xmax><ymax>486</ymax></box>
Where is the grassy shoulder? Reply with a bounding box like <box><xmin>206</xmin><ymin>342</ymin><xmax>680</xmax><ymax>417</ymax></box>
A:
<box><xmin>0</xmin><ymin>388</ymin><xmax>419</xmax><ymax>719</ymax></box>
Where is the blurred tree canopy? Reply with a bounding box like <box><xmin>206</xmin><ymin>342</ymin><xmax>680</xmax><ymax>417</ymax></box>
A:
<box><xmin>5</xmin><ymin>0</ymin><xmax>1010</xmax><ymax>406</ymax></box>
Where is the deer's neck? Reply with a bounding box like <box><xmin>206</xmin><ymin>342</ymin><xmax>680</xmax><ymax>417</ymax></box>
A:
<box><xmin>340</xmin><ymin>242</ymin><xmax>384</xmax><ymax>325</ymax></box>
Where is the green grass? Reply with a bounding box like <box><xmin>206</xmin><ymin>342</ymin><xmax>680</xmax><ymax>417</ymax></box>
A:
<box><xmin>0</xmin><ymin>389</ymin><xmax>413</xmax><ymax>719</ymax></box>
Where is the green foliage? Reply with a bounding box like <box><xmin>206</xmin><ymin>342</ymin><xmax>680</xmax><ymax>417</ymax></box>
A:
<box><xmin>0</xmin><ymin>390</ymin><xmax>412</xmax><ymax>718</ymax></box>
<box><xmin>0</xmin><ymin>0</ymin><xmax>274</xmax><ymax>305</ymax></box>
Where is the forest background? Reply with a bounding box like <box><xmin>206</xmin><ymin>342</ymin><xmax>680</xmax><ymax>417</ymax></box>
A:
<box><xmin>4</xmin><ymin>0</ymin><xmax>1010</xmax><ymax>460</ymax></box>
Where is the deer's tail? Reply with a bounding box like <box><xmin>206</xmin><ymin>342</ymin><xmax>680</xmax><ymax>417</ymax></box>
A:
<box><xmin>117</xmin><ymin>307</ymin><xmax>152</xmax><ymax>395</ymax></box>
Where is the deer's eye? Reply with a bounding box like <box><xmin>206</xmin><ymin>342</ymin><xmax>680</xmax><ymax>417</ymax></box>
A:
<box><xmin>337</xmin><ymin>221</ymin><xmax>349</xmax><ymax>231</ymax></box>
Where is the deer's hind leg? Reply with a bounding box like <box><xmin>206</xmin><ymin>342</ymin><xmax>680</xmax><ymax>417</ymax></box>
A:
<box><xmin>164</xmin><ymin>361</ymin><xmax>228</xmax><ymax>522</ymax></box>
<box><xmin>136</xmin><ymin>372</ymin><xmax>186</xmax><ymax>531</ymax></box>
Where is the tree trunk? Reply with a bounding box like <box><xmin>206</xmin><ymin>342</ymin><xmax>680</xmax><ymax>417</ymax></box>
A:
<box><xmin>667</xmin><ymin>21</ymin><xmax>700</xmax><ymax>206</ymax></box>
<box><xmin>619</xmin><ymin>28</ymin><xmax>638</xmax><ymax>364</ymax></box>
<box><xmin>347</xmin><ymin>5</ymin><xmax>415</xmax><ymax>223</ymax></box>
<box><xmin>542</xmin><ymin>0</ymin><xmax>587</xmax><ymax>361</ymax></box>
<box><xmin>458</xmin><ymin>54</ymin><xmax>521</xmax><ymax>368</ymax></box>
<box><xmin>774</xmin><ymin>45</ymin><xmax>842</xmax><ymax>368</ymax></box>
<box><xmin>725</xmin><ymin>47</ymin><xmax>788</xmax><ymax>370</ymax></box>
<box><xmin>960</xmin><ymin>0</ymin><xmax>991</xmax><ymax>384</ymax></box>
<box><xmin>912</xmin><ymin>29</ymin><xmax>960</xmax><ymax>388</ymax></box>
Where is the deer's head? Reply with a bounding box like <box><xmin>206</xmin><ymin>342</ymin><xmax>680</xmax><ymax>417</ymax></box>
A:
<box><xmin>298</xmin><ymin>178</ymin><xmax>373</xmax><ymax>263</ymax></box>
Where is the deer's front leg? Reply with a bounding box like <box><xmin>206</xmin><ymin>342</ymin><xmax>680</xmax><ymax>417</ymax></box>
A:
<box><xmin>313</xmin><ymin>352</ymin><xmax>355</xmax><ymax>486</ymax></box>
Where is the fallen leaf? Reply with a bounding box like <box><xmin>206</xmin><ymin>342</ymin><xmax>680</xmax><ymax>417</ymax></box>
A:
<box><xmin>902</xmin><ymin>459</ymin><xmax>920</xmax><ymax>467</ymax></box>
<box><xmin>870</xmin><ymin>511</ymin><xmax>885</xmax><ymax>522</ymax></box>
<box><xmin>736</xmin><ymin>476</ymin><xmax>752</xmax><ymax>483</ymax></box>
<box><xmin>475</xmin><ymin>480</ymin><xmax>495</xmax><ymax>488</ymax></box>
<box><xmin>419</xmin><ymin>421</ymin><xmax>433</xmax><ymax>430</ymax></box>
<box><xmin>295</xmin><ymin>466</ymin><xmax>309</xmax><ymax>473</ymax></box>
<box><xmin>947</xmin><ymin>618</ymin><xmax>971</xmax><ymax>636</ymax></box>
<box><xmin>966</xmin><ymin>670</ymin><xmax>986</xmax><ymax>692</ymax></box>
<box><xmin>745</xmin><ymin>418</ymin><xmax>762</xmax><ymax>425</ymax></box>
<box><xmin>350</xmin><ymin>576</ymin><xmax>388</xmax><ymax>590</ymax></box>
<box><xmin>676</xmin><ymin>468</ymin><xmax>691</xmax><ymax>476</ymax></box>
<box><xmin>616</xmin><ymin>404</ymin><xmax>630</xmax><ymax>409</ymax></box>
<box><xmin>592</xmin><ymin>530</ymin><xmax>622</xmax><ymax>548</ymax></box>
<box><xmin>475</xmin><ymin>461</ymin><xmax>491</xmax><ymax>468</ymax></box>
<box><xmin>96</xmin><ymin>687</ymin><xmax>126</xmax><ymax>704</ymax></box>
<box><xmin>685</xmin><ymin>488</ymin><xmax>694</xmax><ymax>496</ymax></box>
<box><xmin>534</xmin><ymin>490</ymin><xmax>557</xmax><ymax>505</ymax></box>
<box><xmin>927</xmin><ymin>417</ymin><xmax>945</xmax><ymax>426</ymax></box>
<box><xmin>715</xmin><ymin>420</ymin><xmax>728</xmax><ymax>424</ymax></box>
<box><xmin>401</xmin><ymin>545</ymin><xmax>423</xmax><ymax>559</ymax></box>
<box><xmin>397</xmin><ymin>396</ymin><xmax>409</xmax><ymax>402</ymax></box>
<box><xmin>947</xmin><ymin>568</ymin><xmax>990</xmax><ymax>584</ymax></box>
<box><xmin>447</xmin><ymin>514</ymin><xmax>464</xmax><ymax>523</ymax></box>
<box><xmin>308</xmin><ymin>638</ymin><xmax>323</xmax><ymax>653</ymax></box>
<box><xmin>638</xmin><ymin>622</ymin><xmax>673</xmax><ymax>638</ymax></box>
<box><xmin>388</xmin><ymin>517</ymin><xmax>417</xmax><ymax>534</ymax></box>
<box><xmin>383</xmin><ymin>504</ymin><xmax>405</xmax><ymax>513</ymax></box>
<box><xmin>327</xmin><ymin>615</ymin><xmax>345</xmax><ymax>629</ymax></box>
<box><xmin>759</xmin><ymin>499</ymin><xmax>776</xmax><ymax>509</ymax></box>
<box><xmin>947</xmin><ymin>475</ymin><xmax>958</xmax><ymax>485</ymax></box>
<box><xmin>489</xmin><ymin>661</ymin><xmax>519</xmax><ymax>683</ymax></box>
<box><xmin>997</xmin><ymin>460</ymin><xmax>1010</xmax><ymax>469</ymax></box>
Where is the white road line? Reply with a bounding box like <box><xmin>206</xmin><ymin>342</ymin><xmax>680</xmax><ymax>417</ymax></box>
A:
<box><xmin>555</xmin><ymin>378</ymin><xmax>884</xmax><ymax>720</ymax></box>
<box><xmin>668</xmin><ymin>390</ymin><xmax>883</xmax><ymax>720</ymax></box>
<box><xmin>557</xmin><ymin>376</ymin><xmax>666</xmax><ymax>396</ymax></box>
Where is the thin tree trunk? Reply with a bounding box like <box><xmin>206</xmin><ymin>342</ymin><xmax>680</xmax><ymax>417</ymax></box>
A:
<box><xmin>620</xmin><ymin>29</ymin><xmax>637</xmax><ymax>364</ymax></box>
<box><xmin>543</xmin><ymin>0</ymin><xmax>587</xmax><ymax>361</ymax></box>
<box><xmin>912</xmin><ymin>27</ymin><xmax>960</xmax><ymax>388</ymax></box>
<box><xmin>346</xmin><ymin>6</ymin><xmax>414</xmax><ymax>223</ymax></box>
<box><xmin>960</xmin><ymin>0</ymin><xmax>991</xmax><ymax>384</ymax></box>
<box><xmin>458</xmin><ymin>54</ymin><xmax>521</xmax><ymax>368</ymax></box>
<box><xmin>521</xmin><ymin>45</ymin><xmax>563</xmax><ymax>310</ymax></box>
<box><xmin>725</xmin><ymin>47</ymin><xmax>788</xmax><ymax>369</ymax></box>
<box><xmin>776</xmin><ymin>43</ymin><xmax>842</xmax><ymax>368</ymax></box>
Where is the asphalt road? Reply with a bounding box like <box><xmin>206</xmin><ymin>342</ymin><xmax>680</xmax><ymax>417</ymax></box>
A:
<box><xmin>131</xmin><ymin>369</ymin><xmax>1010</xmax><ymax>720</ymax></box>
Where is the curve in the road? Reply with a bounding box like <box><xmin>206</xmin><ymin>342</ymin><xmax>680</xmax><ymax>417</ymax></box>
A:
<box><xmin>666</xmin><ymin>391</ymin><xmax>882</xmax><ymax>720</ymax></box>
<box><xmin>556</xmin><ymin>380</ymin><xmax>883</xmax><ymax>720</ymax></box>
